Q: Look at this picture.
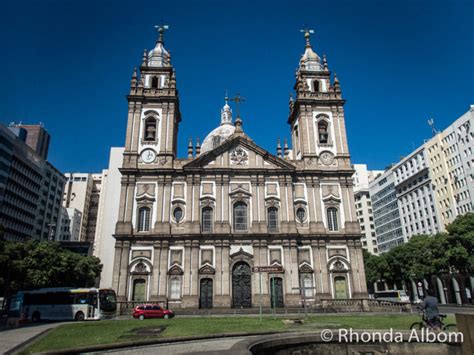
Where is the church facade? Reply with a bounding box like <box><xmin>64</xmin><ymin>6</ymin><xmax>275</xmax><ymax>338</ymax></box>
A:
<box><xmin>112</xmin><ymin>27</ymin><xmax>368</xmax><ymax>308</ymax></box>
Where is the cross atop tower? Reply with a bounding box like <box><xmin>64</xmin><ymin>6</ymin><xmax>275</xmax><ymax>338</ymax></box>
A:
<box><xmin>154</xmin><ymin>24</ymin><xmax>169</xmax><ymax>44</ymax></box>
<box><xmin>230</xmin><ymin>93</ymin><xmax>246</xmax><ymax>119</ymax></box>
<box><xmin>300</xmin><ymin>26</ymin><xmax>315</xmax><ymax>47</ymax></box>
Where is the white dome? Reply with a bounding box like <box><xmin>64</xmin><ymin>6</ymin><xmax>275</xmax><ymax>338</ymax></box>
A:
<box><xmin>148</xmin><ymin>42</ymin><xmax>170</xmax><ymax>67</ymax></box>
<box><xmin>201</xmin><ymin>124</ymin><xmax>235</xmax><ymax>153</ymax></box>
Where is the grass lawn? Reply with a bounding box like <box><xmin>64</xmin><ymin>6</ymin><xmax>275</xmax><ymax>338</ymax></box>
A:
<box><xmin>23</xmin><ymin>314</ymin><xmax>457</xmax><ymax>354</ymax></box>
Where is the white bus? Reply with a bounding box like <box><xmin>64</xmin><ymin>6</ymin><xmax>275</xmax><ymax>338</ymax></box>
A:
<box><xmin>8</xmin><ymin>287</ymin><xmax>117</xmax><ymax>322</ymax></box>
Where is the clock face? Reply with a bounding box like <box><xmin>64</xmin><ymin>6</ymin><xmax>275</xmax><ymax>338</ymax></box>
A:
<box><xmin>141</xmin><ymin>149</ymin><xmax>156</xmax><ymax>163</ymax></box>
<box><xmin>320</xmin><ymin>151</ymin><xmax>334</xmax><ymax>165</ymax></box>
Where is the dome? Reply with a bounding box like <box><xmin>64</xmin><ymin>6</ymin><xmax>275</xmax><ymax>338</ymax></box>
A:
<box><xmin>148</xmin><ymin>42</ymin><xmax>170</xmax><ymax>67</ymax></box>
<box><xmin>201</xmin><ymin>97</ymin><xmax>235</xmax><ymax>153</ymax></box>
<box><xmin>201</xmin><ymin>124</ymin><xmax>235</xmax><ymax>153</ymax></box>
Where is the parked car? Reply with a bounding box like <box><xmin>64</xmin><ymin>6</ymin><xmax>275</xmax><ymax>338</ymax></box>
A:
<box><xmin>133</xmin><ymin>304</ymin><xmax>174</xmax><ymax>320</ymax></box>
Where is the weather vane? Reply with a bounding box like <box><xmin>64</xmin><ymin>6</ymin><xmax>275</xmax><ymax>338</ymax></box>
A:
<box><xmin>154</xmin><ymin>24</ymin><xmax>169</xmax><ymax>43</ymax></box>
<box><xmin>300</xmin><ymin>26</ymin><xmax>315</xmax><ymax>46</ymax></box>
<box><xmin>230</xmin><ymin>93</ymin><xmax>246</xmax><ymax>118</ymax></box>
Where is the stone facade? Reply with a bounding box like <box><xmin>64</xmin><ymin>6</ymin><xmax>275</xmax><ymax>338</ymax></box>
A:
<box><xmin>112</xmin><ymin>28</ymin><xmax>368</xmax><ymax>308</ymax></box>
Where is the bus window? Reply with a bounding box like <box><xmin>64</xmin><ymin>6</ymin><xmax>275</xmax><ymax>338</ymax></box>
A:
<box><xmin>74</xmin><ymin>293</ymin><xmax>88</xmax><ymax>304</ymax></box>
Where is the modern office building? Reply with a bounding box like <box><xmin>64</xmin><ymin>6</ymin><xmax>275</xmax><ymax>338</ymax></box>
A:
<box><xmin>0</xmin><ymin>123</ymin><xmax>65</xmax><ymax>242</ymax></box>
<box><xmin>369</xmin><ymin>168</ymin><xmax>405</xmax><ymax>253</ymax></box>
<box><xmin>14</xmin><ymin>124</ymin><xmax>51</xmax><ymax>160</ymax></box>
<box><xmin>370</xmin><ymin>105</ymin><xmax>473</xmax><ymax>252</ymax></box>
<box><xmin>352</xmin><ymin>164</ymin><xmax>383</xmax><ymax>254</ymax></box>
<box><xmin>393</xmin><ymin>147</ymin><xmax>441</xmax><ymax>240</ymax></box>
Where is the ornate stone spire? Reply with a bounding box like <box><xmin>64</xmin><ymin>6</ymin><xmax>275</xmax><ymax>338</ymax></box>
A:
<box><xmin>277</xmin><ymin>138</ymin><xmax>282</xmax><ymax>157</ymax></box>
<box><xmin>284</xmin><ymin>138</ymin><xmax>289</xmax><ymax>159</ymax></box>
<box><xmin>195</xmin><ymin>137</ymin><xmax>201</xmax><ymax>156</ymax></box>
<box><xmin>187</xmin><ymin>137</ymin><xmax>193</xmax><ymax>158</ymax></box>
<box><xmin>148</xmin><ymin>25</ymin><xmax>171</xmax><ymax>67</ymax></box>
<box><xmin>130</xmin><ymin>68</ymin><xmax>137</xmax><ymax>87</ymax></box>
<box><xmin>333</xmin><ymin>73</ymin><xmax>341</xmax><ymax>92</ymax></box>
<box><xmin>141</xmin><ymin>49</ymin><xmax>148</xmax><ymax>67</ymax></box>
<box><xmin>220</xmin><ymin>93</ymin><xmax>233</xmax><ymax>125</ymax></box>
<box><xmin>299</xmin><ymin>27</ymin><xmax>322</xmax><ymax>71</ymax></box>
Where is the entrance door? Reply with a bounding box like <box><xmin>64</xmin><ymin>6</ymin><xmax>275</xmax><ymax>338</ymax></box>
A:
<box><xmin>200</xmin><ymin>278</ymin><xmax>213</xmax><ymax>309</ymax></box>
<box><xmin>232</xmin><ymin>262</ymin><xmax>252</xmax><ymax>308</ymax></box>
<box><xmin>270</xmin><ymin>277</ymin><xmax>284</xmax><ymax>308</ymax></box>
<box><xmin>334</xmin><ymin>276</ymin><xmax>348</xmax><ymax>299</ymax></box>
<box><xmin>133</xmin><ymin>279</ymin><xmax>146</xmax><ymax>301</ymax></box>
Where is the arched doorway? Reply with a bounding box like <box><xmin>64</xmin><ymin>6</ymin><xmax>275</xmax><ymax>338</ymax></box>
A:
<box><xmin>334</xmin><ymin>276</ymin><xmax>348</xmax><ymax>299</ymax></box>
<box><xmin>232</xmin><ymin>262</ymin><xmax>252</xmax><ymax>308</ymax></box>
<box><xmin>132</xmin><ymin>279</ymin><xmax>146</xmax><ymax>301</ymax></box>
<box><xmin>200</xmin><ymin>278</ymin><xmax>213</xmax><ymax>309</ymax></box>
<box><xmin>270</xmin><ymin>277</ymin><xmax>284</xmax><ymax>308</ymax></box>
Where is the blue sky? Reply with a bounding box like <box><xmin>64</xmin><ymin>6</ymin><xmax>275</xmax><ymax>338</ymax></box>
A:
<box><xmin>1</xmin><ymin>0</ymin><xmax>472</xmax><ymax>172</ymax></box>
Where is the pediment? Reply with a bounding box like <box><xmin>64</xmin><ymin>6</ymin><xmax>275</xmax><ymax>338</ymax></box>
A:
<box><xmin>199</xmin><ymin>264</ymin><xmax>216</xmax><ymax>274</ymax></box>
<box><xmin>168</xmin><ymin>264</ymin><xmax>184</xmax><ymax>275</ymax></box>
<box><xmin>183</xmin><ymin>135</ymin><xmax>295</xmax><ymax>171</ymax></box>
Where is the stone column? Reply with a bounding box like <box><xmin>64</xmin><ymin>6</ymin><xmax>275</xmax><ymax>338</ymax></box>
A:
<box><xmin>214</xmin><ymin>240</ymin><xmax>231</xmax><ymax>307</ymax></box>
<box><xmin>112</xmin><ymin>240</ymin><xmax>124</xmax><ymax>300</ymax></box>
<box><xmin>150</xmin><ymin>241</ymin><xmax>161</xmax><ymax>300</ymax></box>
<box><xmin>318</xmin><ymin>241</ymin><xmax>331</xmax><ymax>298</ymax></box>
<box><xmin>117</xmin><ymin>241</ymin><xmax>130</xmax><ymax>301</ymax></box>
<box><xmin>157</xmin><ymin>240</ymin><xmax>169</xmax><ymax>300</ymax></box>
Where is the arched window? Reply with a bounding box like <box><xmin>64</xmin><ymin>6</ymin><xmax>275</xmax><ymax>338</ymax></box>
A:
<box><xmin>296</xmin><ymin>207</ymin><xmax>306</xmax><ymax>223</ymax></box>
<box><xmin>144</xmin><ymin>117</ymin><xmax>157</xmax><ymax>141</ymax></box>
<box><xmin>169</xmin><ymin>277</ymin><xmax>181</xmax><ymax>299</ymax></box>
<box><xmin>267</xmin><ymin>207</ymin><xmax>278</xmax><ymax>232</ymax></box>
<box><xmin>138</xmin><ymin>207</ymin><xmax>151</xmax><ymax>232</ymax></box>
<box><xmin>313</xmin><ymin>80</ymin><xmax>320</xmax><ymax>92</ymax></box>
<box><xmin>318</xmin><ymin>121</ymin><xmax>329</xmax><ymax>144</ymax></box>
<box><xmin>202</xmin><ymin>207</ymin><xmax>213</xmax><ymax>232</ymax></box>
<box><xmin>151</xmin><ymin>76</ymin><xmax>159</xmax><ymax>88</ymax></box>
<box><xmin>173</xmin><ymin>207</ymin><xmax>183</xmax><ymax>223</ymax></box>
<box><xmin>233</xmin><ymin>202</ymin><xmax>248</xmax><ymax>231</ymax></box>
<box><xmin>327</xmin><ymin>207</ymin><xmax>339</xmax><ymax>231</ymax></box>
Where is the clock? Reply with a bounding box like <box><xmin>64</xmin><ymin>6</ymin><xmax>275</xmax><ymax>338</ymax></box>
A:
<box><xmin>141</xmin><ymin>149</ymin><xmax>156</xmax><ymax>163</ymax></box>
<box><xmin>320</xmin><ymin>151</ymin><xmax>335</xmax><ymax>166</ymax></box>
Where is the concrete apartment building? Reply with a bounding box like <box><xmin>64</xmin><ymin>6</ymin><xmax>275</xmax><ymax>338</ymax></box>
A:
<box><xmin>352</xmin><ymin>164</ymin><xmax>383</xmax><ymax>254</ymax></box>
<box><xmin>0</xmin><ymin>123</ymin><xmax>65</xmax><ymax>242</ymax></box>
<box><xmin>62</xmin><ymin>173</ymin><xmax>93</xmax><ymax>242</ymax></box>
<box><xmin>57</xmin><ymin>207</ymin><xmax>82</xmax><ymax>241</ymax></box>
<box><xmin>93</xmin><ymin>148</ymin><xmax>124</xmax><ymax>288</ymax></box>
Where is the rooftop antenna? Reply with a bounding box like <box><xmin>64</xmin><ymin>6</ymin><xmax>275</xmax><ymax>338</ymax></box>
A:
<box><xmin>427</xmin><ymin>118</ymin><xmax>438</xmax><ymax>137</ymax></box>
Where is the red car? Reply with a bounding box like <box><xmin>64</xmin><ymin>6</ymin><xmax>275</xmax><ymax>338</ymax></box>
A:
<box><xmin>133</xmin><ymin>304</ymin><xmax>174</xmax><ymax>320</ymax></box>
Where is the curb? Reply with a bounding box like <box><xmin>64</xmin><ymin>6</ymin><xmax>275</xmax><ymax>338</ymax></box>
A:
<box><xmin>5</xmin><ymin>328</ymin><xmax>54</xmax><ymax>355</ymax></box>
<box><xmin>34</xmin><ymin>330</ymin><xmax>285</xmax><ymax>354</ymax></box>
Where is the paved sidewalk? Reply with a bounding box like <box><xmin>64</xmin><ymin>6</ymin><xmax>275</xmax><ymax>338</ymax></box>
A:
<box><xmin>0</xmin><ymin>322</ymin><xmax>64</xmax><ymax>354</ymax></box>
<box><xmin>96</xmin><ymin>336</ymin><xmax>249</xmax><ymax>355</ymax></box>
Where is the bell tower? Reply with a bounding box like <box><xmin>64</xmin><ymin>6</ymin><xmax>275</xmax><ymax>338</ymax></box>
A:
<box><xmin>122</xmin><ymin>25</ymin><xmax>181</xmax><ymax>169</ymax></box>
<box><xmin>288</xmin><ymin>29</ymin><xmax>351</xmax><ymax>169</ymax></box>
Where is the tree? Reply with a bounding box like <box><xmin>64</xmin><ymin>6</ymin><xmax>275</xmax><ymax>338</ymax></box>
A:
<box><xmin>444</xmin><ymin>212</ymin><xmax>474</xmax><ymax>274</ymax></box>
<box><xmin>1</xmin><ymin>240</ymin><xmax>102</xmax><ymax>300</ymax></box>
